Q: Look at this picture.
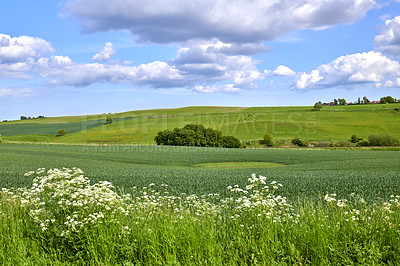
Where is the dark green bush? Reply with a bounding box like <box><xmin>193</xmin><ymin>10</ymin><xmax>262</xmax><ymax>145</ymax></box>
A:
<box><xmin>367</xmin><ymin>133</ymin><xmax>400</xmax><ymax>146</ymax></box>
<box><xmin>105</xmin><ymin>117</ymin><xmax>113</xmax><ymax>124</ymax></box>
<box><xmin>221</xmin><ymin>135</ymin><xmax>242</xmax><ymax>148</ymax></box>
<box><xmin>57</xmin><ymin>130</ymin><xmax>66</xmax><ymax>136</ymax></box>
<box><xmin>350</xmin><ymin>135</ymin><xmax>363</xmax><ymax>143</ymax></box>
<box><xmin>263</xmin><ymin>133</ymin><xmax>274</xmax><ymax>147</ymax></box>
<box><xmin>356</xmin><ymin>140</ymin><xmax>370</xmax><ymax>146</ymax></box>
<box><xmin>291</xmin><ymin>137</ymin><xmax>308</xmax><ymax>147</ymax></box>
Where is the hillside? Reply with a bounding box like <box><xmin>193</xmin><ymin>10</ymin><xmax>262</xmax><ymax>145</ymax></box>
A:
<box><xmin>1</xmin><ymin>104</ymin><xmax>400</xmax><ymax>145</ymax></box>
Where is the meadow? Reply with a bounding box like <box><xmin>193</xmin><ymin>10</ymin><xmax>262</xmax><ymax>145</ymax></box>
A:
<box><xmin>1</xmin><ymin>144</ymin><xmax>400</xmax><ymax>264</ymax></box>
<box><xmin>1</xmin><ymin>104</ymin><xmax>400</xmax><ymax>145</ymax></box>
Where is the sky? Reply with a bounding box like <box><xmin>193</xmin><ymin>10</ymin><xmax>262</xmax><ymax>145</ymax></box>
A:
<box><xmin>1</xmin><ymin>0</ymin><xmax>400</xmax><ymax>120</ymax></box>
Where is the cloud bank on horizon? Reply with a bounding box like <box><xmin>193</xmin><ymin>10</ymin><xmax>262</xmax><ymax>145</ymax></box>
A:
<box><xmin>1</xmin><ymin>0</ymin><xmax>400</xmax><ymax>99</ymax></box>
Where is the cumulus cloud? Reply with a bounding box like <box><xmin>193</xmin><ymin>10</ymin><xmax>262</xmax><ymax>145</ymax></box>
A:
<box><xmin>0</xmin><ymin>33</ymin><xmax>267</xmax><ymax>91</ymax></box>
<box><xmin>0</xmin><ymin>34</ymin><xmax>54</xmax><ymax>63</ymax></box>
<box><xmin>293</xmin><ymin>51</ymin><xmax>400</xmax><ymax>89</ymax></box>
<box><xmin>92</xmin><ymin>42</ymin><xmax>116</xmax><ymax>61</ymax></box>
<box><xmin>171</xmin><ymin>39</ymin><xmax>265</xmax><ymax>89</ymax></box>
<box><xmin>267</xmin><ymin>65</ymin><xmax>296</xmax><ymax>77</ymax></box>
<box><xmin>63</xmin><ymin>0</ymin><xmax>375</xmax><ymax>44</ymax></box>
<box><xmin>375</xmin><ymin>16</ymin><xmax>400</xmax><ymax>57</ymax></box>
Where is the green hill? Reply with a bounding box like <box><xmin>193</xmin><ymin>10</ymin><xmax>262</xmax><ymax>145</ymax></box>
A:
<box><xmin>1</xmin><ymin>104</ymin><xmax>399</xmax><ymax>145</ymax></box>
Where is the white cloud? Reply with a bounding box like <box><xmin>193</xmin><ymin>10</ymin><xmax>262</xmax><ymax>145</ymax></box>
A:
<box><xmin>269</xmin><ymin>65</ymin><xmax>296</xmax><ymax>77</ymax></box>
<box><xmin>0</xmin><ymin>34</ymin><xmax>266</xmax><ymax>91</ymax></box>
<box><xmin>0</xmin><ymin>87</ymin><xmax>33</xmax><ymax>97</ymax></box>
<box><xmin>0</xmin><ymin>34</ymin><xmax>54</xmax><ymax>63</ymax></box>
<box><xmin>293</xmin><ymin>51</ymin><xmax>400</xmax><ymax>89</ymax></box>
<box><xmin>63</xmin><ymin>0</ymin><xmax>375</xmax><ymax>44</ymax></box>
<box><xmin>375</xmin><ymin>16</ymin><xmax>400</xmax><ymax>57</ymax></box>
<box><xmin>92</xmin><ymin>42</ymin><xmax>116</xmax><ymax>61</ymax></box>
<box><xmin>193</xmin><ymin>84</ymin><xmax>240</xmax><ymax>93</ymax></box>
<box><xmin>171</xmin><ymin>39</ymin><xmax>264</xmax><ymax>89</ymax></box>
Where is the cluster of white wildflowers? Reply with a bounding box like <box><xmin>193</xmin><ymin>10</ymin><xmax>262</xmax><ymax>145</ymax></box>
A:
<box><xmin>225</xmin><ymin>174</ymin><xmax>297</xmax><ymax>224</ymax></box>
<box><xmin>5</xmin><ymin>168</ymin><xmax>399</xmax><ymax>237</ymax></box>
<box><xmin>19</xmin><ymin>168</ymin><xmax>130</xmax><ymax>237</ymax></box>
<box><xmin>131</xmin><ymin>183</ymin><xmax>221</xmax><ymax>220</ymax></box>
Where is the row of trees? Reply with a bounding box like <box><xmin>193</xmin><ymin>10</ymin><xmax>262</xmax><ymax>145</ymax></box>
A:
<box><xmin>20</xmin><ymin>116</ymin><xmax>45</xmax><ymax>120</ymax></box>
<box><xmin>380</xmin><ymin>96</ymin><xmax>397</xmax><ymax>104</ymax></box>
<box><xmin>154</xmin><ymin>124</ymin><xmax>242</xmax><ymax>148</ymax></box>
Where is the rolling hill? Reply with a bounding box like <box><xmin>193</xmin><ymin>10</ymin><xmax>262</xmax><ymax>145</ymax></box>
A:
<box><xmin>1</xmin><ymin>104</ymin><xmax>399</xmax><ymax>145</ymax></box>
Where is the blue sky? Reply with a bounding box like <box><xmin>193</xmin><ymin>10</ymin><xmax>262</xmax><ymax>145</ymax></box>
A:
<box><xmin>1</xmin><ymin>0</ymin><xmax>400</xmax><ymax>120</ymax></box>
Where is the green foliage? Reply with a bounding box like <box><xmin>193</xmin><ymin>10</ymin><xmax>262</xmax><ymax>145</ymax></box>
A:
<box><xmin>356</xmin><ymin>140</ymin><xmax>370</xmax><ymax>147</ymax></box>
<box><xmin>380</xmin><ymin>96</ymin><xmax>396</xmax><ymax>104</ymax></box>
<box><xmin>291</xmin><ymin>137</ymin><xmax>308</xmax><ymax>147</ymax></box>
<box><xmin>367</xmin><ymin>133</ymin><xmax>400</xmax><ymax>146</ymax></box>
<box><xmin>57</xmin><ymin>129</ymin><xmax>66</xmax><ymax>136</ymax></box>
<box><xmin>263</xmin><ymin>133</ymin><xmax>274</xmax><ymax>146</ymax></box>
<box><xmin>221</xmin><ymin>135</ymin><xmax>242</xmax><ymax>148</ymax></box>
<box><xmin>1</xmin><ymin>169</ymin><xmax>400</xmax><ymax>264</ymax></box>
<box><xmin>350</xmin><ymin>134</ymin><xmax>362</xmax><ymax>143</ymax></box>
<box><xmin>154</xmin><ymin>124</ymin><xmax>242</xmax><ymax>148</ymax></box>
<box><xmin>105</xmin><ymin>117</ymin><xmax>113</xmax><ymax>124</ymax></box>
<box><xmin>313</xmin><ymin>102</ymin><xmax>322</xmax><ymax>111</ymax></box>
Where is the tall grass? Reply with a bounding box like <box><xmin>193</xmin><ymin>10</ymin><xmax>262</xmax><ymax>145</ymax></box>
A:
<box><xmin>1</xmin><ymin>168</ymin><xmax>400</xmax><ymax>265</ymax></box>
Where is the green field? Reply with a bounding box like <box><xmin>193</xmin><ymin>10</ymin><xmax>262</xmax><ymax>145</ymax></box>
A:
<box><xmin>1</xmin><ymin>143</ymin><xmax>399</xmax><ymax>201</ymax></box>
<box><xmin>1</xmin><ymin>104</ymin><xmax>400</xmax><ymax>145</ymax></box>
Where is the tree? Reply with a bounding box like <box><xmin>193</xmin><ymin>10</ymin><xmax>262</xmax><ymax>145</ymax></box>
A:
<box><xmin>362</xmin><ymin>96</ymin><xmax>370</xmax><ymax>104</ymax></box>
<box><xmin>338</xmin><ymin>98</ymin><xmax>347</xmax><ymax>105</ymax></box>
<box><xmin>263</xmin><ymin>133</ymin><xmax>274</xmax><ymax>147</ymax></box>
<box><xmin>313</xmin><ymin>102</ymin><xmax>322</xmax><ymax>111</ymax></box>
<box><xmin>334</xmin><ymin>99</ymin><xmax>338</xmax><ymax>106</ymax></box>
<box><xmin>105</xmin><ymin>117</ymin><xmax>113</xmax><ymax>124</ymax></box>
<box><xmin>380</xmin><ymin>96</ymin><xmax>396</xmax><ymax>104</ymax></box>
<box><xmin>357</xmin><ymin>97</ymin><xmax>361</xmax><ymax>104</ymax></box>
<box><xmin>57</xmin><ymin>129</ymin><xmax>66</xmax><ymax>136</ymax></box>
<box><xmin>20</xmin><ymin>116</ymin><xmax>27</xmax><ymax>120</ymax></box>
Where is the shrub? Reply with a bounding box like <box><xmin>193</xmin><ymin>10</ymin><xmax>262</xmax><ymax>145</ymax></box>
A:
<box><xmin>395</xmin><ymin>108</ymin><xmax>399</xmax><ymax>112</ymax></box>
<box><xmin>367</xmin><ymin>133</ymin><xmax>400</xmax><ymax>146</ymax></box>
<box><xmin>350</xmin><ymin>135</ymin><xmax>362</xmax><ymax>143</ymax></box>
<box><xmin>356</xmin><ymin>140</ymin><xmax>370</xmax><ymax>146</ymax></box>
<box><xmin>291</xmin><ymin>137</ymin><xmax>308</xmax><ymax>147</ymax></box>
<box><xmin>263</xmin><ymin>133</ymin><xmax>274</xmax><ymax>147</ymax></box>
<box><xmin>221</xmin><ymin>135</ymin><xmax>242</xmax><ymax>148</ymax></box>
<box><xmin>57</xmin><ymin>129</ymin><xmax>66</xmax><ymax>136</ymax></box>
<box><xmin>105</xmin><ymin>117</ymin><xmax>113</xmax><ymax>124</ymax></box>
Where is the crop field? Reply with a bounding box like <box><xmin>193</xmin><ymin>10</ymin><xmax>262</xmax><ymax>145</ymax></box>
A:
<box><xmin>1</xmin><ymin>143</ymin><xmax>400</xmax><ymax>264</ymax></box>
<box><xmin>1</xmin><ymin>104</ymin><xmax>400</xmax><ymax>145</ymax></box>
<box><xmin>1</xmin><ymin>143</ymin><xmax>399</xmax><ymax>201</ymax></box>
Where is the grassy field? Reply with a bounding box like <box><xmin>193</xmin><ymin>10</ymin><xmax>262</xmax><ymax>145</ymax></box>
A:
<box><xmin>1</xmin><ymin>103</ymin><xmax>400</xmax><ymax>144</ymax></box>
<box><xmin>1</xmin><ymin>143</ymin><xmax>399</xmax><ymax>202</ymax></box>
<box><xmin>1</xmin><ymin>143</ymin><xmax>400</xmax><ymax>264</ymax></box>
